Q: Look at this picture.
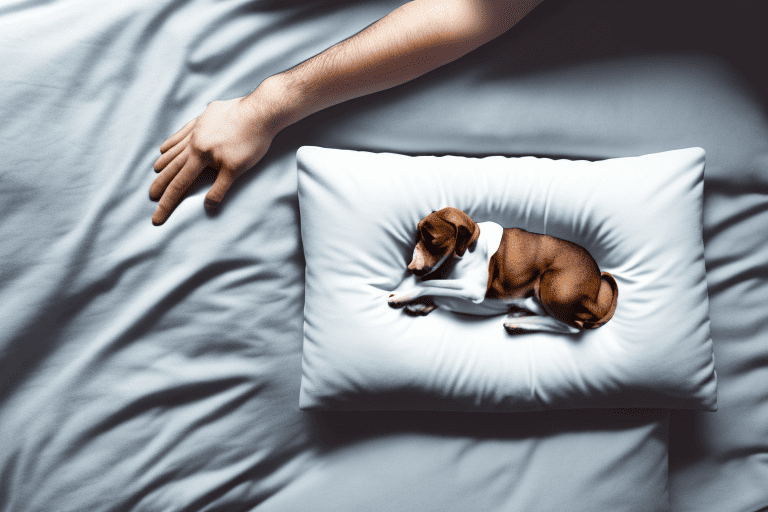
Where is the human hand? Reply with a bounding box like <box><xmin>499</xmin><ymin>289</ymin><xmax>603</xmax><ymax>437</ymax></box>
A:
<box><xmin>150</xmin><ymin>95</ymin><xmax>277</xmax><ymax>225</ymax></box>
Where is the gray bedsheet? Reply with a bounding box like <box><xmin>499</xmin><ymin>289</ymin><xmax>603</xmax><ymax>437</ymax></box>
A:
<box><xmin>1</xmin><ymin>1</ymin><xmax>767</xmax><ymax>511</ymax></box>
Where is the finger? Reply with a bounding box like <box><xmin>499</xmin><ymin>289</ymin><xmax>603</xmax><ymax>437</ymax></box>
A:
<box><xmin>154</xmin><ymin>133</ymin><xmax>189</xmax><ymax>172</ymax></box>
<box><xmin>203</xmin><ymin>171</ymin><xmax>235</xmax><ymax>212</ymax></box>
<box><xmin>160</xmin><ymin>118</ymin><xmax>196</xmax><ymax>153</ymax></box>
<box><xmin>152</xmin><ymin>156</ymin><xmax>204</xmax><ymax>226</ymax></box>
<box><xmin>149</xmin><ymin>147</ymin><xmax>189</xmax><ymax>201</ymax></box>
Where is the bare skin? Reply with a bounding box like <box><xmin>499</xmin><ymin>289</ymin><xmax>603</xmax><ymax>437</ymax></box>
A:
<box><xmin>150</xmin><ymin>0</ymin><xmax>543</xmax><ymax>225</ymax></box>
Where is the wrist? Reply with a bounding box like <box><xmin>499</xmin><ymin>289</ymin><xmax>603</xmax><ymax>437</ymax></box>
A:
<box><xmin>244</xmin><ymin>74</ymin><xmax>303</xmax><ymax>135</ymax></box>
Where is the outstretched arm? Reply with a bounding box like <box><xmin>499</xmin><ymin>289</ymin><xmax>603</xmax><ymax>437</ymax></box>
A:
<box><xmin>150</xmin><ymin>0</ymin><xmax>542</xmax><ymax>225</ymax></box>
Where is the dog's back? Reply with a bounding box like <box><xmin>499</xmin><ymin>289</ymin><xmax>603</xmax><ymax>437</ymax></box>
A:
<box><xmin>488</xmin><ymin>228</ymin><xmax>617</xmax><ymax>329</ymax></box>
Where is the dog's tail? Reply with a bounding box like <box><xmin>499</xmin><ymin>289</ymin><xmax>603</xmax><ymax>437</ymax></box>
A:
<box><xmin>581</xmin><ymin>272</ymin><xmax>619</xmax><ymax>329</ymax></box>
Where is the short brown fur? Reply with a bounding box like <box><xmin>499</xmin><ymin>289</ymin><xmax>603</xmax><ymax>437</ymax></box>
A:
<box><xmin>410</xmin><ymin>207</ymin><xmax>618</xmax><ymax>329</ymax></box>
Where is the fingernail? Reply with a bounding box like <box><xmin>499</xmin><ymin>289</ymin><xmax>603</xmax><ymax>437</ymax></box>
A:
<box><xmin>204</xmin><ymin>198</ymin><xmax>219</xmax><ymax>212</ymax></box>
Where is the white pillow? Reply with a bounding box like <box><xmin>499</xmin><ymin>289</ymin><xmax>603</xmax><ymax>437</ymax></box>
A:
<box><xmin>297</xmin><ymin>146</ymin><xmax>717</xmax><ymax>412</ymax></box>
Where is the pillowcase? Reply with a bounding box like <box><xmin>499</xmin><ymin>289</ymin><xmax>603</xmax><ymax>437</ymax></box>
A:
<box><xmin>297</xmin><ymin>146</ymin><xmax>717</xmax><ymax>412</ymax></box>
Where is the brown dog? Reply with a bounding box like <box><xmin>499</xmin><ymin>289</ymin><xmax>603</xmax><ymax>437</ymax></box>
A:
<box><xmin>388</xmin><ymin>207</ymin><xmax>618</xmax><ymax>331</ymax></box>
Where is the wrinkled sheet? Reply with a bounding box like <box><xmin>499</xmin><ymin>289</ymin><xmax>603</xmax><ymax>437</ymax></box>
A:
<box><xmin>1</xmin><ymin>1</ymin><xmax>767</xmax><ymax>511</ymax></box>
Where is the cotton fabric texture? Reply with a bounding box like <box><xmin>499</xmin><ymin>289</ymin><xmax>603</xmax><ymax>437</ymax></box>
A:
<box><xmin>298</xmin><ymin>146</ymin><xmax>717</xmax><ymax>412</ymax></box>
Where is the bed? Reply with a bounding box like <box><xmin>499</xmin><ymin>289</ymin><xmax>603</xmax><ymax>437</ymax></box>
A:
<box><xmin>1</xmin><ymin>0</ymin><xmax>766</xmax><ymax>511</ymax></box>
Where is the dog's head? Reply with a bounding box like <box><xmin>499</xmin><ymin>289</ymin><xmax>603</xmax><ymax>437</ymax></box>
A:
<box><xmin>407</xmin><ymin>207</ymin><xmax>481</xmax><ymax>277</ymax></box>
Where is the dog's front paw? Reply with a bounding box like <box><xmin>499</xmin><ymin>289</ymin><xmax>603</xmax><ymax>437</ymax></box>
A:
<box><xmin>507</xmin><ymin>305</ymin><xmax>535</xmax><ymax>318</ymax></box>
<box><xmin>388</xmin><ymin>292</ymin><xmax>416</xmax><ymax>309</ymax></box>
<box><xmin>503</xmin><ymin>317</ymin><xmax>529</xmax><ymax>334</ymax></box>
<box><xmin>404</xmin><ymin>302</ymin><xmax>437</xmax><ymax>316</ymax></box>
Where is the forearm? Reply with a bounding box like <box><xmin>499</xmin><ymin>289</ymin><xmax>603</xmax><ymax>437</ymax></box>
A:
<box><xmin>249</xmin><ymin>0</ymin><xmax>542</xmax><ymax>131</ymax></box>
<box><xmin>150</xmin><ymin>0</ymin><xmax>542</xmax><ymax>224</ymax></box>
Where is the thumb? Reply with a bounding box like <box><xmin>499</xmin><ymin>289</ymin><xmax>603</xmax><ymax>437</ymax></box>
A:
<box><xmin>204</xmin><ymin>171</ymin><xmax>234</xmax><ymax>212</ymax></box>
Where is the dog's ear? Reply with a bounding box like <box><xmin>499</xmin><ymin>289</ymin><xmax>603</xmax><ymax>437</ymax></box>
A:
<box><xmin>439</xmin><ymin>207</ymin><xmax>480</xmax><ymax>256</ymax></box>
<box><xmin>455</xmin><ymin>221</ymin><xmax>481</xmax><ymax>256</ymax></box>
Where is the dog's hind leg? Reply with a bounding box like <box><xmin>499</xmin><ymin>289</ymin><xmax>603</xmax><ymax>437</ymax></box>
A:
<box><xmin>578</xmin><ymin>272</ymin><xmax>618</xmax><ymax>329</ymax></box>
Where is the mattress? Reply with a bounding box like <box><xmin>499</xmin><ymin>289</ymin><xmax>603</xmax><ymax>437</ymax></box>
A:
<box><xmin>1</xmin><ymin>1</ymin><xmax>767</xmax><ymax>511</ymax></box>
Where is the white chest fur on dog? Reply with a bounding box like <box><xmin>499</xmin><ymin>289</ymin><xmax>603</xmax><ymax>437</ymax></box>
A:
<box><xmin>389</xmin><ymin>222</ymin><xmax>581</xmax><ymax>334</ymax></box>
<box><xmin>390</xmin><ymin>222</ymin><xmax>502</xmax><ymax>311</ymax></box>
<box><xmin>430</xmin><ymin>221</ymin><xmax>503</xmax><ymax>308</ymax></box>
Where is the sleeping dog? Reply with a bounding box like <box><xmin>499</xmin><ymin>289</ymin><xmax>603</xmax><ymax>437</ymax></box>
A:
<box><xmin>388</xmin><ymin>207</ymin><xmax>618</xmax><ymax>334</ymax></box>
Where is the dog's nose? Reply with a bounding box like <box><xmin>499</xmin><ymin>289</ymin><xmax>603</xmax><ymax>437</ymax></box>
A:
<box><xmin>408</xmin><ymin>263</ymin><xmax>430</xmax><ymax>276</ymax></box>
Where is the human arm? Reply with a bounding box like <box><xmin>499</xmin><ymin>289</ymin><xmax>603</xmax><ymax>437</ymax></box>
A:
<box><xmin>150</xmin><ymin>0</ymin><xmax>543</xmax><ymax>225</ymax></box>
